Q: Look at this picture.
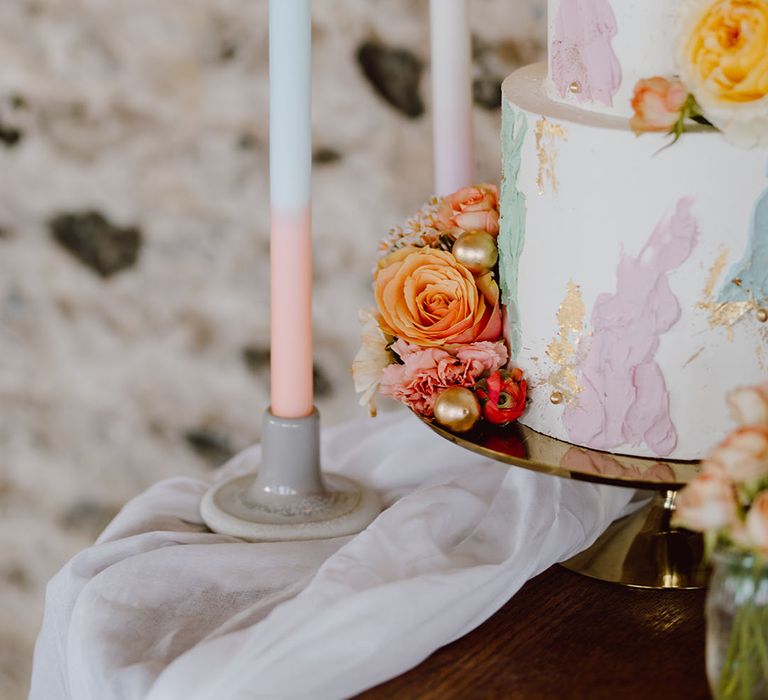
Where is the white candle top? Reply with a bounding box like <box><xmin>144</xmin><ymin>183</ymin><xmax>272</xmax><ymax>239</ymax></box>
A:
<box><xmin>269</xmin><ymin>0</ymin><xmax>312</xmax><ymax>210</ymax></box>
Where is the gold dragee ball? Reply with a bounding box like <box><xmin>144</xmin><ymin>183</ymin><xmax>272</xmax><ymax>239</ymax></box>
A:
<box><xmin>434</xmin><ymin>387</ymin><xmax>481</xmax><ymax>433</ymax></box>
<box><xmin>757</xmin><ymin>307</ymin><xmax>768</xmax><ymax>323</ymax></box>
<box><xmin>550</xmin><ymin>391</ymin><xmax>564</xmax><ymax>405</ymax></box>
<box><xmin>452</xmin><ymin>230</ymin><xmax>498</xmax><ymax>274</ymax></box>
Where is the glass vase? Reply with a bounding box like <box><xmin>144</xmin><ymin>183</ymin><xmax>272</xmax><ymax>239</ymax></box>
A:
<box><xmin>706</xmin><ymin>549</ymin><xmax>768</xmax><ymax>700</ymax></box>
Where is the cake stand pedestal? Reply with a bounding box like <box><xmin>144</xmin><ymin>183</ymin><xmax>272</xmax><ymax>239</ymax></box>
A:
<box><xmin>419</xmin><ymin>418</ymin><xmax>707</xmax><ymax>590</ymax></box>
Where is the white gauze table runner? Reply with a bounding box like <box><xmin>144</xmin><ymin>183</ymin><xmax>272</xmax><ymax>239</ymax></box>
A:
<box><xmin>30</xmin><ymin>411</ymin><xmax>633</xmax><ymax>700</ymax></box>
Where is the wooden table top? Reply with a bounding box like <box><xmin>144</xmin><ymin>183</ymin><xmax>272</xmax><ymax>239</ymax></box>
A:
<box><xmin>359</xmin><ymin>565</ymin><xmax>710</xmax><ymax>699</ymax></box>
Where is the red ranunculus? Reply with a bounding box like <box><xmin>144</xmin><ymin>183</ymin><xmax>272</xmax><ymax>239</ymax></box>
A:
<box><xmin>476</xmin><ymin>368</ymin><xmax>527</xmax><ymax>425</ymax></box>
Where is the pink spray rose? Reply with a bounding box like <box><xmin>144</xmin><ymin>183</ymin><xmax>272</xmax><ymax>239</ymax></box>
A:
<box><xmin>436</xmin><ymin>184</ymin><xmax>500</xmax><ymax>235</ymax></box>
<box><xmin>630</xmin><ymin>77</ymin><xmax>688</xmax><ymax>134</ymax></box>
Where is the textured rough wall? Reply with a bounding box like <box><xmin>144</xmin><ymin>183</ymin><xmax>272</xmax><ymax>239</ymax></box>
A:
<box><xmin>0</xmin><ymin>0</ymin><xmax>544</xmax><ymax>696</ymax></box>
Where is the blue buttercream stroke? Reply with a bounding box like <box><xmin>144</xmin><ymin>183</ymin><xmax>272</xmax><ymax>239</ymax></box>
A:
<box><xmin>718</xmin><ymin>162</ymin><xmax>768</xmax><ymax>305</ymax></box>
<box><xmin>498</xmin><ymin>101</ymin><xmax>528</xmax><ymax>360</ymax></box>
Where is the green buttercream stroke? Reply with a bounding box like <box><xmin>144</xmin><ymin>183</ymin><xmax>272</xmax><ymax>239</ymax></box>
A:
<box><xmin>499</xmin><ymin>101</ymin><xmax>528</xmax><ymax>360</ymax></box>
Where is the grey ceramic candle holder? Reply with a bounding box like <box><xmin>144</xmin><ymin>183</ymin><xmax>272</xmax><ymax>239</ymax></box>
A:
<box><xmin>200</xmin><ymin>408</ymin><xmax>380</xmax><ymax>541</ymax></box>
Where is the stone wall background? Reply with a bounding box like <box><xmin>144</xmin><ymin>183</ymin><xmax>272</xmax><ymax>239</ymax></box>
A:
<box><xmin>0</xmin><ymin>1</ymin><xmax>545</xmax><ymax>696</ymax></box>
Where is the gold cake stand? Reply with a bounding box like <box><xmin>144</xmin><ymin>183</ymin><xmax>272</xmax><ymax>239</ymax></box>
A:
<box><xmin>420</xmin><ymin>418</ymin><xmax>706</xmax><ymax>590</ymax></box>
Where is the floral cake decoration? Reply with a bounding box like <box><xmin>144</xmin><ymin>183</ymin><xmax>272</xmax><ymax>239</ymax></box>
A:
<box><xmin>631</xmin><ymin>0</ymin><xmax>768</xmax><ymax>147</ymax></box>
<box><xmin>352</xmin><ymin>185</ymin><xmax>527</xmax><ymax>433</ymax></box>
<box><xmin>673</xmin><ymin>382</ymin><xmax>768</xmax><ymax>696</ymax></box>
<box><xmin>674</xmin><ymin>382</ymin><xmax>768</xmax><ymax>554</ymax></box>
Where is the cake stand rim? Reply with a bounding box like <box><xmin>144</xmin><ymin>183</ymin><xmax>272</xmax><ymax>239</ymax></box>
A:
<box><xmin>417</xmin><ymin>415</ymin><xmax>701</xmax><ymax>491</ymax></box>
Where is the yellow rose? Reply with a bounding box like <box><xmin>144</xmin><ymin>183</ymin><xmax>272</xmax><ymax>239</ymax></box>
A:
<box><xmin>678</xmin><ymin>0</ymin><xmax>768</xmax><ymax>146</ymax></box>
<box><xmin>374</xmin><ymin>247</ymin><xmax>502</xmax><ymax>347</ymax></box>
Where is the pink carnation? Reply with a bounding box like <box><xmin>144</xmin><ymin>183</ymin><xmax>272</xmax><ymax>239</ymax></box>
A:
<box><xmin>389</xmin><ymin>339</ymin><xmax>421</xmax><ymax>360</ymax></box>
<box><xmin>453</xmin><ymin>341</ymin><xmax>508</xmax><ymax>376</ymax></box>
<box><xmin>380</xmin><ymin>340</ymin><xmax>508</xmax><ymax>416</ymax></box>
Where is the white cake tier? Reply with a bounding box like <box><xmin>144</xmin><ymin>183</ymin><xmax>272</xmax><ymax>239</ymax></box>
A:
<box><xmin>546</xmin><ymin>0</ymin><xmax>677</xmax><ymax>118</ymax></box>
<box><xmin>500</xmin><ymin>63</ymin><xmax>768</xmax><ymax>460</ymax></box>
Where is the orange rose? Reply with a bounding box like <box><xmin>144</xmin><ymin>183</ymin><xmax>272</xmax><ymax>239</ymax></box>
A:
<box><xmin>630</xmin><ymin>77</ymin><xmax>689</xmax><ymax>134</ymax></box>
<box><xmin>374</xmin><ymin>247</ymin><xmax>502</xmax><ymax>347</ymax></box>
<box><xmin>436</xmin><ymin>184</ymin><xmax>500</xmax><ymax>235</ymax></box>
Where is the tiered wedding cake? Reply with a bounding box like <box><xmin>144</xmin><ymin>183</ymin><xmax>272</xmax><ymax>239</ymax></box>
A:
<box><xmin>499</xmin><ymin>0</ymin><xmax>768</xmax><ymax>459</ymax></box>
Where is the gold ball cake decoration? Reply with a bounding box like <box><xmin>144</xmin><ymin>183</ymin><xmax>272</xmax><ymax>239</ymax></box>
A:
<box><xmin>451</xmin><ymin>230</ymin><xmax>498</xmax><ymax>274</ymax></box>
<box><xmin>550</xmin><ymin>391</ymin><xmax>564</xmax><ymax>405</ymax></box>
<box><xmin>568</xmin><ymin>81</ymin><xmax>581</xmax><ymax>94</ymax></box>
<box><xmin>434</xmin><ymin>387</ymin><xmax>481</xmax><ymax>433</ymax></box>
<box><xmin>757</xmin><ymin>307</ymin><xmax>768</xmax><ymax>323</ymax></box>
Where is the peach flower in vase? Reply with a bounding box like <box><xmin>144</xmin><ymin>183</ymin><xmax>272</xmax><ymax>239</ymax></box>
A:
<box><xmin>672</xmin><ymin>383</ymin><xmax>768</xmax><ymax>551</ymax></box>
<box><xmin>746</xmin><ymin>490</ymin><xmax>768</xmax><ymax>555</ymax></box>
<box><xmin>728</xmin><ymin>382</ymin><xmax>768</xmax><ymax>427</ymax></box>
<box><xmin>436</xmin><ymin>184</ymin><xmax>500</xmax><ymax>235</ymax></box>
<box><xmin>705</xmin><ymin>426</ymin><xmax>768</xmax><ymax>488</ymax></box>
<box><xmin>374</xmin><ymin>247</ymin><xmax>502</xmax><ymax>348</ymax></box>
<box><xmin>673</xmin><ymin>471</ymin><xmax>739</xmax><ymax>532</ymax></box>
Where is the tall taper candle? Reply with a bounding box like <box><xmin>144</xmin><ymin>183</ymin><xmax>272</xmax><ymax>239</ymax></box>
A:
<box><xmin>269</xmin><ymin>0</ymin><xmax>314</xmax><ymax>418</ymax></box>
<box><xmin>430</xmin><ymin>0</ymin><xmax>476</xmax><ymax>196</ymax></box>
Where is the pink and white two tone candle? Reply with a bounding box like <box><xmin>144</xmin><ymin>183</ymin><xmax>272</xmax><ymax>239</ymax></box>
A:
<box><xmin>430</xmin><ymin>0</ymin><xmax>476</xmax><ymax>196</ymax></box>
<box><xmin>269</xmin><ymin>0</ymin><xmax>314</xmax><ymax>418</ymax></box>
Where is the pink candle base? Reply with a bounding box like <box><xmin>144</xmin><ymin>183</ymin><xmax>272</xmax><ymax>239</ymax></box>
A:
<box><xmin>270</xmin><ymin>206</ymin><xmax>314</xmax><ymax>418</ymax></box>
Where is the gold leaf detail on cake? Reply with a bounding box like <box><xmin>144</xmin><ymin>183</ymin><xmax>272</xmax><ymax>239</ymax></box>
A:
<box><xmin>703</xmin><ymin>247</ymin><xmax>728</xmax><ymax>299</ymax></box>
<box><xmin>697</xmin><ymin>247</ymin><xmax>755</xmax><ymax>341</ymax></box>
<box><xmin>534</xmin><ymin>118</ymin><xmax>568</xmax><ymax>195</ymax></box>
<box><xmin>545</xmin><ymin>280</ymin><xmax>584</xmax><ymax>401</ymax></box>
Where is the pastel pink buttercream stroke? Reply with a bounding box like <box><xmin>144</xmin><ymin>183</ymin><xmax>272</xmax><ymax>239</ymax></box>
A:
<box><xmin>551</xmin><ymin>0</ymin><xmax>622</xmax><ymax>107</ymax></box>
<box><xmin>562</xmin><ymin>199</ymin><xmax>699</xmax><ymax>456</ymax></box>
